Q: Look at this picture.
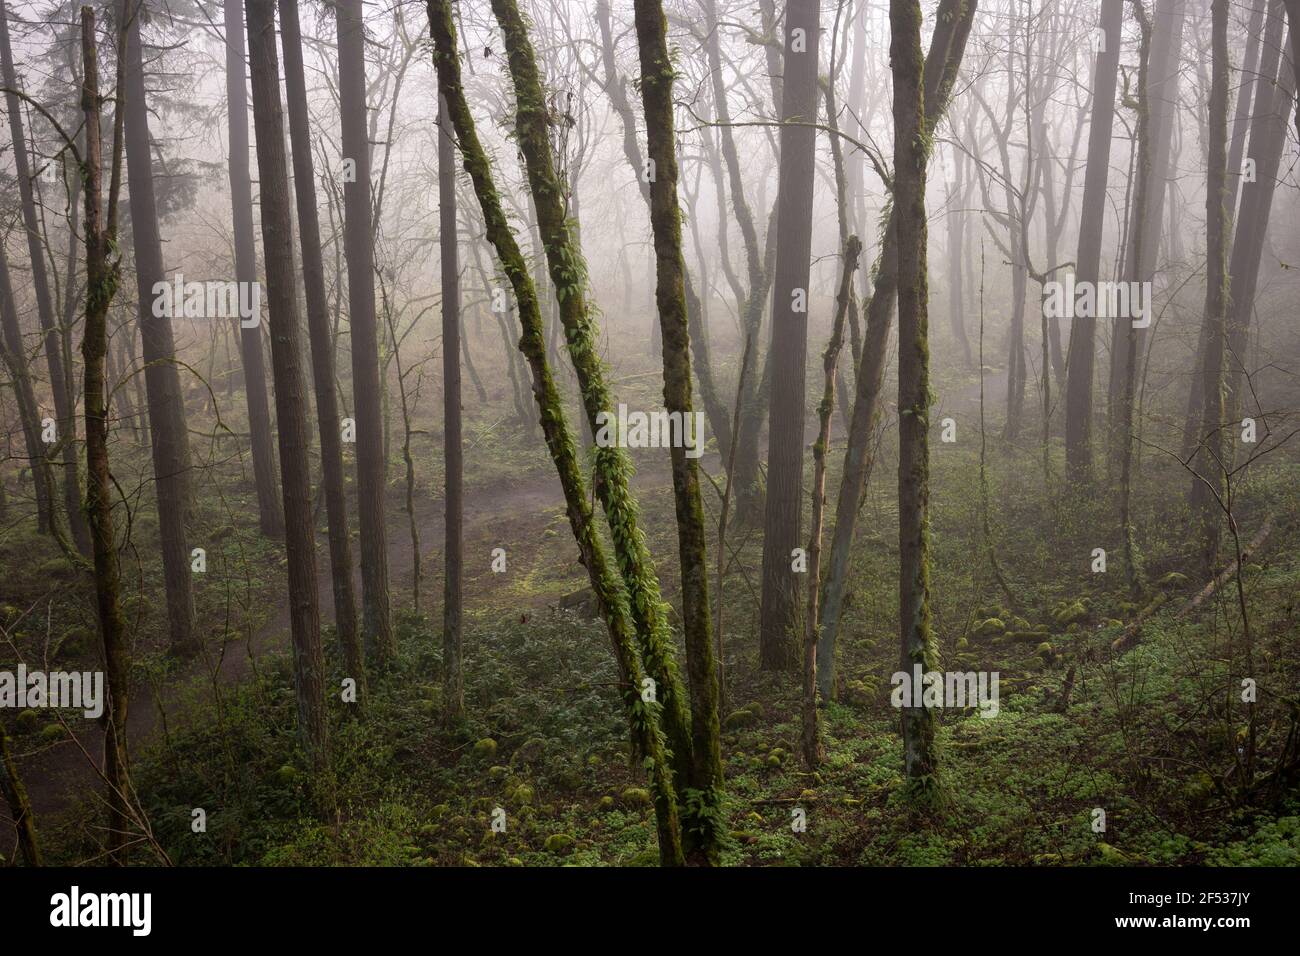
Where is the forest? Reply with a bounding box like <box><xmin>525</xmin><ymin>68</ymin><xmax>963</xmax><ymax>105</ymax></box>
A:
<box><xmin>0</xmin><ymin>0</ymin><xmax>1297</xmax><ymax>872</ymax></box>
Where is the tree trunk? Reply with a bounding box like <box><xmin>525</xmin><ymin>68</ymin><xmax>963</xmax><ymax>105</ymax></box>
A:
<box><xmin>0</xmin><ymin>242</ymin><xmax>57</xmax><ymax>535</ymax></box>
<box><xmin>758</xmin><ymin>0</ymin><xmax>820</xmax><ymax>672</ymax></box>
<box><xmin>815</xmin><ymin>0</ymin><xmax>977</xmax><ymax>701</ymax></box>
<box><xmin>426</xmin><ymin>0</ymin><xmax>684</xmax><ymax>865</ymax></box>
<box><xmin>1065</xmin><ymin>0</ymin><xmax>1124</xmax><ymax>484</ymax></box>
<box><xmin>122</xmin><ymin>0</ymin><xmax>196</xmax><ymax>654</ymax></box>
<box><xmin>223</xmin><ymin>0</ymin><xmax>284</xmax><ymax>539</ymax></box>
<box><xmin>1108</xmin><ymin>0</ymin><xmax>1186</xmax><ymax>467</ymax></box>
<box><xmin>891</xmin><ymin>0</ymin><xmax>937</xmax><ymax>790</ymax></box>
<box><xmin>1222</xmin><ymin>7</ymin><xmax>1294</xmax><ymax>443</ymax></box>
<box><xmin>245</xmin><ymin>0</ymin><xmax>330</xmax><ymax>768</ymax></box>
<box><xmin>0</xmin><ymin>715</ymin><xmax>41</xmax><ymax>865</ymax></box>
<box><xmin>488</xmin><ymin>0</ymin><xmax>696</xmax><ymax>819</ymax></box>
<box><xmin>278</xmin><ymin>0</ymin><xmax>363</xmax><ymax>693</ymax></box>
<box><xmin>1188</xmin><ymin>0</ymin><xmax>1230</xmax><ymax>576</ymax></box>
<box><xmin>337</xmin><ymin>0</ymin><xmax>394</xmax><ymax>664</ymax></box>
<box><xmin>633</xmin><ymin>0</ymin><xmax>724</xmax><ymax>864</ymax></box>
<box><xmin>0</xmin><ymin>0</ymin><xmax>90</xmax><ymax>554</ymax></box>
<box><xmin>438</xmin><ymin>94</ymin><xmax>464</xmax><ymax>724</ymax></box>
<box><xmin>802</xmin><ymin>235</ymin><xmax>860</xmax><ymax>770</ymax></box>
<box><xmin>80</xmin><ymin>3</ymin><xmax>133</xmax><ymax>864</ymax></box>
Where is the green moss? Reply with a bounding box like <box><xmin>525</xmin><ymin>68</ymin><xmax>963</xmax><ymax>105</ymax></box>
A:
<box><xmin>473</xmin><ymin>737</ymin><xmax>498</xmax><ymax>759</ymax></box>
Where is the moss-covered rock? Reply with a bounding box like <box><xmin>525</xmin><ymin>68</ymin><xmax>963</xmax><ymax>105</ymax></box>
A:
<box><xmin>544</xmin><ymin>832</ymin><xmax>575</xmax><ymax>854</ymax></box>
<box><xmin>973</xmin><ymin>617</ymin><xmax>1006</xmax><ymax>638</ymax></box>
<box><xmin>473</xmin><ymin>737</ymin><xmax>498</xmax><ymax>759</ymax></box>
<box><xmin>620</xmin><ymin>787</ymin><xmax>652</xmax><ymax>808</ymax></box>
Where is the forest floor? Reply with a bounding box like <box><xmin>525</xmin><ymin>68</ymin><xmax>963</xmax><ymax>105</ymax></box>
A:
<box><xmin>4</xmin><ymin>348</ymin><xmax>1300</xmax><ymax>866</ymax></box>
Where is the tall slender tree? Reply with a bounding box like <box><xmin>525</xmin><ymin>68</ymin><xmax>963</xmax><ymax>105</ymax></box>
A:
<box><xmin>0</xmin><ymin>0</ymin><xmax>89</xmax><ymax>554</ymax></box>
<box><xmin>1188</xmin><ymin>0</ymin><xmax>1231</xmax><ymax>575</ymax></box>
<box><xmin>633</xmin><ymin>0</ymin><xmax>724</xmax><ymax>864</ymax></box>
<box><xmin>337</xmin><ymin>0</ymin><xmax>394</xmax><ymax>663</ymax></box>
<box><xmin>891</xmin><ymin>0</ymin><xmax>937</xmax><ymax>791</ymax></box>
<box><xmin>758</xmin><ymin>0</ymin><xmax>821</xmax><ymax>671</ymax></box>
<box><xmin>278</xmin><ymin>0</ymin><xmax>363</xmax><ymax>696</ymax></box>
<box><xmin>1064</xmin><ymin>0</ymin><xmax>1124</xmax><ymax>484</ymax></box>
<box><xmin>223</xmin><ymin>0</ymin><xmax>283</xmax><ymax>538</ymax></box>
<box><xmin>425</xmin><ymin>0</ymin><xmax>684</xmax><ymax>864</ymax></box>
<box><xmin>245</xmin><ymin>0</ymin><xmax>329</xmax><ymax>766</ymax></box>
<box><xmin>122</xmin><ymin>0</ymin><xmax>196</xmax><ymax>653</ymax></box>
<box><xmin>80</xmin><ymin>0</ymin><xmax>133</xmax><ymax>863</ymax></box>
<box><xmin>815</xmin><ymin>0</ymin><xmax>977</xmax><ymax>701</ymax></box>
<box><xmin>439</xmin><ymin>93</ymin><xmax>463</xmax><ymax>723</ymax></box>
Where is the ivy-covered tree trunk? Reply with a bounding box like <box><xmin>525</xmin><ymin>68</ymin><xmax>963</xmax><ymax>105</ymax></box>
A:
<box><xmin>891</xmin><ymin>0</ymin><xmax>938</xmax><ymax>790</ymax></box>
<box><xmin>278</xmin><ymin>0</ymin><xmax>364</xmax><ymax>699</ymax></box>
<box><xmin>426</xmin><ymin>0</ymin><xmax>684</xmax><ymax>866</ymax></box>
<box><xmin>486</xmin><ymin>0</ymin><xmax>696</xmax><ymax>813</ymax></box>
<box><xmin>245</xmin><ymin>0</ymin><xmax>330</xmax><ymax>769</ymax></box>
<box><xmin>815</xmin><ymin>0</ymin><xmax>977</xmax><ymax>701</ymax></box>
<box><xmin>632</xmin><ymin>0</ymin><xmax>725</xmax><ymax>864</ymax></box>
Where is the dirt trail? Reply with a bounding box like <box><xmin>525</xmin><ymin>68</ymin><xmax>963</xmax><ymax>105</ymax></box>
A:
<box><xmin>3</xmin><ymin>366</ymin><xmax>1009</xmax><ymax>857</ymax></box>
<box><xmin>3</xmin><ymin>465</ymin><xmax>574</xmax><ymax>855</ymax></box>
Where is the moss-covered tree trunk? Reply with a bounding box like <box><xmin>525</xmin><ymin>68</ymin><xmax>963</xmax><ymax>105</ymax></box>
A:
<box><xmin>815</xmin><ymin>0</ymin><xmax>977</xmax><ymax>702</ymax></box>
<box><xmin>425</xmin><ymin>0</ymin><xmax>683</xmax><ymax>866</ymax></box>
<box><xmin>631</xmin><ymin>0</ymin><xmax>725</xmax><ymax>864</ymax></box>
<box><xmin>485</xmin><ymin>0</ymin><xmax>696</xmax><ymax>811</ymax></box>
<box><xmin>0</xmin><ymin>715</ymin><xmax>42</xmax><ymax>865</ymax></box>
<box><xmin>80</xmin><ymin>3</ymin><xmax>133</xmax><ymax>863</ymax></box>
<box><xmin>891</xmin><ymin>0</ymin><xmax>937</xmax><ymax>790</ymax></box>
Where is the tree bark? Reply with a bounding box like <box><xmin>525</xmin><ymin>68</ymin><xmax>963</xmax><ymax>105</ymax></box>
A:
<box><xmin>122</xmin><ymin>0</ymin><xmax>196</xmax><ymax>653</ymax></box>
<box><xmin>80</xmin><ymin>2</ymin><xmax>133</xmax><ymax>864</ymax></box>
<box><xmin>1065</xmin><ymin>0</ymin><xmax>1125</xmax><ymax>484</ymax></box>
<box><xmin>891</xmin><ymin>0</ymin><xmax>937</xmax><ymax>789</ymax></box>
<box><xmin>0</xmin><ymin>0</ymin><xmax>90</xmax><ymax>554</ymax></box>
<box><xmin>633</xmin><ymin>0</ymin><xmax>724</xmax><ymax>864</ymax></box>
<box><xmin>438</xmin><ymin>93</ymin><xmax>464</xmax><ymax>723</ymax></box>
<box><xmin>0</xmin><ymin>241</ymin><xmax>57</xmax><ymax>535</ymax></box>
<box><xmin>223</xmin><ymin>0</ymin><xmax>284</xmax><ymax>539</ymax></box>
<box><xmin>278</xmin><ymin>0</ymin><xmax>364</xmax><ymax>699</ymax></box>
<box><xmin>815</xmin><ymin>0</ymin><xmax>976</xmax><ymax>701</ymax></box>
<box><xmin>245</xmin><ymin>0</ymin><xmax>330</xmax><ymax>767</ymax></box>
<box><xmin>426</xmin><ymin>0</ymin><xmax>684</xmax><ymax>865</ymax></box>
<box><xmin>337</xmin><ymin>0</ymin><xmax>394</xmax><ymax>663</ymax></box>
<box><xmin>1188</xmin><ymin>0</ymin><xmax>1230</xmax><ymax>576</ymax></box>
<box><xmin>758</xmin><ymin>0</ymin><xmax>820</xmax><ymax>671</ymax></box>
